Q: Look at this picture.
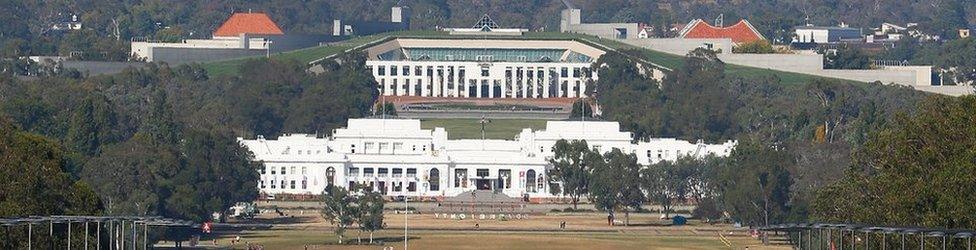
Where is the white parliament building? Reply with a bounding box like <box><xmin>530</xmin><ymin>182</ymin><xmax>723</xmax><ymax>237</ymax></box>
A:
<box><xmin>362</xmin><ymin>15</ymin><xmax>605</xmax><ymax>99</ymax></box>
<box><xmin>240</xmin><ymin>119</ymin><xmax>735</xmax><ymax>200</ymax></box>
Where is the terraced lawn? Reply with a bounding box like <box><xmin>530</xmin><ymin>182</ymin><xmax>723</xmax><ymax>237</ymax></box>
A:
<box><xmin>421</xmin><ymin>118</ymin><xmax>549</xmax><ymax>140</ymax></box>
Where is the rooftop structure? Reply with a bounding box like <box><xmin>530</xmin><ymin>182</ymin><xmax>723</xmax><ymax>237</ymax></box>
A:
<box><xmin>793</xmin><ymin>25</ymin><xmax>863</xmax><ymax>44</ymax></box>
<box><xmin>213</xmin><ymin>13</ymin><xmax>285</xmax><ymax>38</ymax></box>
<box><xmin>239</xmin><ymin>118</ymin><xmax>735</xmax><ymax>200</ymax></box>
<box><xmin>131</xmin><ymin>12</ymin><xmax>336</xmax><ymax>64</ymax></box>
<box><xmin>560</xmin><ymin>8</ymin><xmax>640</xmax><ymax>39</ymax></box>
<box><xmin>442</xmin><ymin>14</ymin><xmax>528</xmax><ymax>36</ymax></box>
<box><xmin>677</xmin><ymin>19</ymin><xmax>765</xmax><ymax>44</ymax></box>
<box><xmin>333</xmin><ymin>6</ymin><xmax>410</xmax><ymax>36</ymax></box>
<box><xmin>363</xmin><ymin>38</ymin><xmax>606</xmax><ymax>99</ymax></box>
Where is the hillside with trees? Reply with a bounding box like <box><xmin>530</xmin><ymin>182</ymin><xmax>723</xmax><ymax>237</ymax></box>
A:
<box><xmin>1</xmin><ymin>0</ymin><xmax>972</xmax><ymax>60</ymax></box>
<box><xmin>0</xmin><ymin>52</ymin><xmax>378</xmax><ymax>224</ymax></box>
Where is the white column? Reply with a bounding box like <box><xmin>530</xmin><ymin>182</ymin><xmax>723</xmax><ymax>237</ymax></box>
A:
<box><xmin>476</xmin><ymin>79</ymin><xmax>483</xmax><ymax>98</ymax></box>
<box><xmin>517</xmin><ymin>68</ymin><xmax>529</xmax><ymax>98</ymax></box>
<box><xmin>433</xmin><ymin>66</ymin><xmax>442</xmax><ymax>97</ymax></box>
<box><xmin>442</xmin><ymin>66</ymin><xmax>450</xmax><ymax>97</ymax></box>
<box><xmin>448</xmin><ymin>66</ymin><xmax>456</xmax><ymax>97</ymax></box>
<box><xmin>420</xmin><ymin>66</ymin><xmax>429</xmax><ymax>97</ymax></box>
<box><xmin>542</xmin><ymin>69</ymin><xmax>551</xmax><ymax>98</ymax></box>
<box><xmin>456</xmin><ymin>67</ymin><xmax>464</xmax><ymax>98</ymax></box>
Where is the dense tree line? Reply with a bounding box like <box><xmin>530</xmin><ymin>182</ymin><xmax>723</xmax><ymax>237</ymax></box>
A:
<box><xmin>0</xmin><ymin>118</ymin><xmax>102</xmax><ymax>249</ymax></box>
<box><xmin>584</xmin><ymin>49</ymin><xmax>933</xmax><ymax>227</ymax></box>
<box><xmin>813</xmin><ymin>95</ymin><xmax>976</xmax><ymax>230</ymax></box>
<box><xmin>2</xmin><ymin>0</ymin><xmax>972</xmax><ymax>60</ymax></box>
<box><xmin>0</xmin><ymin>52</ymin><xmax>377</xmax><ymax>224</ymax></box>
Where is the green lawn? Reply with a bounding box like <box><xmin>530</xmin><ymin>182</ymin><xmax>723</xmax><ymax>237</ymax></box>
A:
<box><xmin>421</xmin><ymin>119</ymin><xmax>549</xmax><ymax>140</ymax></box>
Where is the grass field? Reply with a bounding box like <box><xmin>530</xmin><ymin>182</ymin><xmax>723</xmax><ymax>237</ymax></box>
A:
<box><xmin>420</xmin><ymin>119</ymin><xmax>549</xmax><ymax>140</ymax></box>
<box><xmin>203</xmin><ymin>212</ymin><xmax>788</xmax><ymax>250</ymax></box>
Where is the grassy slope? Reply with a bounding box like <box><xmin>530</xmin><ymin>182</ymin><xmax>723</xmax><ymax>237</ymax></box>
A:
<box><xmin>201</xmin><ymin>29</ymin><xmax>852</xmax><ymax>86</ymax></box>
<box><xmin>420</xmin><ymin>119</ymin><xmax>548</xmax><ymax>140</ymax></box>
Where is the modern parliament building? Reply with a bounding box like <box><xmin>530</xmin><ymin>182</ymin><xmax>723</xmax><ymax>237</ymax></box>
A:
<box><xmin>363</xmin><ymin>15</ymin><xmax>603</xmax><ymax>99</ymax></box>
<box><xmin>240</xmin><ymin>119</ymin><xmax>735</xmax><ymax>200</ymax></box>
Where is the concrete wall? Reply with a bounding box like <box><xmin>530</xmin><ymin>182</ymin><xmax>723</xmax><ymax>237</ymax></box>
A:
<box><xmin>717</xmin><ymin>54</ymin><xmax>824</xmax><ymax>74</ymax></box>
<box><xmin>150</xmin><ymin>47</ymin><xmax>267</xmax><ymax>64</ymax></box>
<box><xmin>622</xmin><ymin>38</ymin><xmax>733</xmax><ymax>55</ymax></box>
<box><xmin>563</xmin><ymin>23</ymin><xmax>640</xmax><ymax>39</ymax></box>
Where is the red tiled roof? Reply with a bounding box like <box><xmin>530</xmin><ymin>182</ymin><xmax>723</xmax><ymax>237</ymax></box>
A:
<box><xmin>679</xmin><ymin>19</ymin><xmax>765</xmax><ymax>44</ymax></box>
<box><xmin>213</xmin><ymin>13</ymin><xmax>284</xmax><ymax>37</ymax></box>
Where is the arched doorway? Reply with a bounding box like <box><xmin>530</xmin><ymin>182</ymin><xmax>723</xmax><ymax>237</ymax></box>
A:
<box><xmin>429</xmin><ymin>168</ymin><xmax>440</xmax><ymax>191</ymax></box>
<box><xmin>326</xmin><ymin>167</ymin><xmax>335</xmax><ymax>186</ymax></box>
<box><xmin>526</xmin><ymin>169</ymin><xmax>536</xmax><ymax>192</ymax></box>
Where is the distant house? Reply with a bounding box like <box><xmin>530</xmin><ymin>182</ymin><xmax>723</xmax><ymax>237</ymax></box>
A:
<box><xmin>676</xmin><ymin>19</ymin><xmax>765</xmax><ymax>44</ymax></box>
<box><xmin>793</xmin><ymin>25</ymin><xmax>862</xmax><ymax>44</ymax></box>
<box><xmin>961</xmin><ymin>28</ymin><xmax>971</xmax><ymax>38</ymax></box>
<box><xmin>130</xmin><ymin>12</ymin><xmax>337</xmax><ymax>64</ymax></box>
<box><xmin>637</xmin><ymin>24</ymin><xmax>655</xmax><ymax>39</ymax></box>
<box><xmin>212</xmin><ymin>13</ymin><xmax>285</xmax><ymax>38</ymax></box>
<box><xmin>51</xmin><ymin>13</ymin><xmax>82</xmax><ymax>31</ymax></box>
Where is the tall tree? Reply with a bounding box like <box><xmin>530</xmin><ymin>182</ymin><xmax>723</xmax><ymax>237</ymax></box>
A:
<box><xmin>547</xmin><ymin>139</ymin><xmax>598</xmax><ymax>210</ymax></box>
<box><xmin>590</xmin><ymin>149</ymin><xmax>644</xmax><ymax>226</ymax></box>
<box><xmin>715</xmin><ymin>138</ymin><xmax>794</xmax><ymax>228</ymax></box>
<box><xmin>321</xmin><ymin>185</ymin><xmax>357</xmax><ymax>244</ymax></box>
<box><xmin>355</xmin><ymin>186</ymin><xmax>385</xmax><ymax>244</ymax></box>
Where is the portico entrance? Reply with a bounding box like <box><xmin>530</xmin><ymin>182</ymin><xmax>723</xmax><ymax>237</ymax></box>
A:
<box><xmin>475</xmin><ymin>179</ymin><xmax>492</xmax><ymax>190</ymax></box>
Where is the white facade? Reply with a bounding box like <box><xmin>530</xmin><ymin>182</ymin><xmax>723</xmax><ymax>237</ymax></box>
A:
<box><xmin>363</xmin><ymin>38</ymin><xmax>606</xmax><ymax>99</ymax></box>
<box><xmin>239</xmin><ymin>119</ymin><xmax>735</xmax><ymax>199</ymax></box>
<box><xmin>367</xmin><ymin>61</ymin><xmax>596</xmax><ymax>98</ymax></box>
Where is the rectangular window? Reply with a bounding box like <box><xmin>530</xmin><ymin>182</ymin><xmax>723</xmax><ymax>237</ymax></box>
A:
<box><xmin>393</xmin><ymin>168</ymin><xmax>403</xmax><ymax>178</ymax></box>
<box><xmin>261</xmin><ymin>167</ymin><xmax>267</xmax><ymax>174</ymax></box>
<box><xmin>393</xmin><ymin>182</ymin><xmax>402</xmax><ymax>192</ymax></box>
<box><xmin>301</xmin><ymin>180</ymin><xmax>307</xmax><ymax>189</ymax></box>
<box><xmin>365</xmin><ymin>142</ymin><xmax>375</xmax><ymax>153</ymax></box>
<box><xmin>379</xmin><ymin>168</ymin><xmax>389</xmax><ymax>177</ymax></box>
<box><xmin>378</xmin><ymin>66</ymin><xmax>386</xmax><ymax>76</ymax></box>
<box><xmin>391</xmin><ymin>66</ymin><xmax>398</xmax><ymax>76</ymax></box>
<box><xmin>657</xmin><ymin>150</ymin><xmax>663</xmax><ymax>159</ymax></box>
<box><xmin>476</xmin><ymin>169</ymin><xmax>489</xmax><ymax>178</ymax></box>
<box><xmin>415</xmin><ymin>66</ymin><xmax>422</xmax><ymax>76</ymax></box>
<box><xmin>647</xmin><ymin>150</ymin><xmax>652</xmax><ymax>158</ymax></box>
<box><xmin>573</xmin><ymin>68</ymin><xmax>581</xmax><ymax>77</ymax></box>
<box><xmin>561</xmin><ymin>67</ymin><xmax>569</xmax><ymax>77</ymax></box>
<box><xmin>407</xmin><ymin>182</ymin><xmax>417</xmax><ymax>192</ymax></box>
<box><xmin>260</xmin><ymin>180</ymin><xmax>266</xmax><ymax>188</ymax></box>
<box><xmin>349</xmin><ymin>167</ymin><xmax>359</xmax><ymax>177</ymax></box>
<box><xmin>379</xmin><ymin>142</ymin><xmax>389</xmax><ymax>154</ymax></box>
<box><xmin>290</xmin><ymin>167</ymin><xmax>296</xmax><ymax>175</ymax></box>
<box><xmin>290</xmin><ymin>180</ymin><xmax>296</xmax><ymax>189</ymax></box>
<box><xmin>481</xmin><ymin>68</ymin><xmax>489</xmax><ymax>77</ymax></box>
<box><xmin>364</xmin><ymin>168</ymin><xmax>374</xmax><ymax>177</ymax></box>
<box><xmin>407</xmin><ymin>168</ymin><xmax>417</xmax><ymax>178</ymax></box>
<box><xmin>302</xmin><ymin>167</ymin><xmax>307</xmax><ymax>175</ymax></box>
<box><xmin>350</xmin><ymin>144</ymin><xmax>356</xmax><ymax>154</ymax></box>
<box><xmin>402</xmin><ymin>66</ymin><xmax>410</xmax><ymax>76</ymax></box>
<box><xmin>281</xmin><ymin>167</ymin><xmax>287</xmax><ymax>175</ymax></box>
<box><xmin>270</xmin><ymin>180</ymin><xmax>276</xmax><ymax>189</ymax></box>
<box><xmin>455</xmin><ymin>169</ymin><xmax>467</xmax><ymax>188</ymax></box>
<box><xmin>393</xmin><ymin>142</ymin><xmax>403</xmax><ymax>154</ymax></box>
<box><xmin>280</xmin><ymin>180</ymin><xmax>286</xmax><ymax>189</ymax></box>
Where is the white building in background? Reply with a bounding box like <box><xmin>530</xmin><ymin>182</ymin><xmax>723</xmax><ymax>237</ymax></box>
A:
<box><xmin>239</xmin><ymin>119</ymin><xmax>735</xmax><ymax>200</ymax></box>
<box><xmin>363</xmin><ymin>38</ymin><xmax>605</xmax><ymax>99</ymax></box>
